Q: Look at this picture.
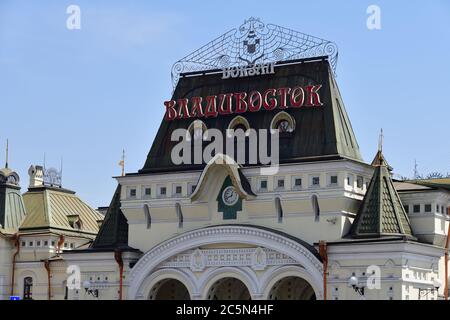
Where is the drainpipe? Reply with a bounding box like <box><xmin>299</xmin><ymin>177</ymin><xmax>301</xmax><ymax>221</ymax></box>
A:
<box><xmin>10</xmin><ymin>233</ymin><xmax>20</xmax><ymax>296</ymax></box>
<box><xmin>56</xmin><ymin>234</ymin><xmax>65</xmax><ymax>256</ymax></box>
<box><xmin>445</xmin><ymin>207</ymin><xmax>450</xmax><ymax>300</ymax></box>
<box><xmin>44</xmin><ymin>260</ymin><xmax>51</xmax><ymax>300</ymax></box>
<box><xmin>114</xmin><ymin>249</ymin><xmax>124</xmax><ymax>300</ymax></box>
<box><xmin>319</xmin><ymin>240</ymin><xmax>328</xmax><ymax>301</ymax></box>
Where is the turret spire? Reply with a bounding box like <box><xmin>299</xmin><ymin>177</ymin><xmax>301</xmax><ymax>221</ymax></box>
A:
<box><xmin>378</xmin><ymin>128</ymin><xmax>383</xmax><ymax>153</ymax></box>
<box><xmin>5</xmin><ymin>139</ymin><xmax>8</xmax><ymax>169</ymax></box>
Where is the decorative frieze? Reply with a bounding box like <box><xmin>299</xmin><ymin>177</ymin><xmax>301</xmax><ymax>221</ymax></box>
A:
<box><xmin>158</xmin><ymin>246</ymin><xmax>297</xmax><ymax>271</ymax></box>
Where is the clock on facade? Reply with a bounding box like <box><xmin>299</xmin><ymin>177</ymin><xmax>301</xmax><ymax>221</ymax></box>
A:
<box><xmin>222</xmin><ymin>186</ymin><xmax>239</xmax><ymax>206</ymax></box>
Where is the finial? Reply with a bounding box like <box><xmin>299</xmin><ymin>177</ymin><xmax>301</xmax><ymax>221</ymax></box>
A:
<box><xmin>118</xmin><ymin>149</ymin><xmax>125</xmax><ymax>176</ymax></box>
<box><xmin>5</xmin><ymin>139</ymin><xmax>8</xmax><ymax>169</ymax></box>
<box><xmin>378</xmin><ymin>128</ymin><xmax>384</xmax><ymax>153</ymax></box>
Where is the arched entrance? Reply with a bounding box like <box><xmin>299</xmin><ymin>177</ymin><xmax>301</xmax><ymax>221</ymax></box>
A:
<box><xmin>128</xmin><ymin>225</ymin><xmax>324</xmax><ymax>300</ymax></box>
<box><xmin>268</xmin><ymin>276</ymin><xmax>316</xmax><ymax>300</ymax></box>
<box><xmin>206</xmin><ymin>277</ymin><xmax>251</xmax><ymax>300</ymax></box>
<box><xmin>149</xmin><ymin>279</ymin><xmax>191</xmax><ymax>300</ymax></box>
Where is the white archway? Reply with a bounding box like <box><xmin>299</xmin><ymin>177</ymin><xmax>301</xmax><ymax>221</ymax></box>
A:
<box><xmin>127</xmin><ymin>225</ymin><xmax>324</xmax><ymax>300</ymax></box>
<box><xmin>199</xmin><ymin>266</ymin><xmax>259</xmax><ymax>300</ymax></box>
<box><xmin>140</xmin><ymin>268</ymin><xmax>199</xmax><ymax>300</ymax></box>
<box><xmin>260</xmin><ymin>265</ymin><xmax>321</xmax><ymax>300</ymax></box>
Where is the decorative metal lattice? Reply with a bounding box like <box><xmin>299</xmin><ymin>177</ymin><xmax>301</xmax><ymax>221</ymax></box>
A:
<box><xmin>43</xmin><ymin>167</ymin><xmax>62</xmax><ymax>187</ymax></box>
<box><xmin>171</xmin><ymin>17</ymin><xmax>338</xmax><ymax>88</ymax></box>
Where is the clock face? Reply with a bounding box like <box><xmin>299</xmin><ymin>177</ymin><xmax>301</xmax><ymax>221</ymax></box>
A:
<box><xmin>222</xmin><ymin>186</ymin><xmax>239</xmax><ymax>206</ymax></box>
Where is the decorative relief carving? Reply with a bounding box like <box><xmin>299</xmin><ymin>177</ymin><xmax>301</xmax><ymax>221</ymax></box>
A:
<box><xmin>251</xmin><ymin>247</ymin><xmax>267</xmax><ymax>270</ymax></box>
<box><xmin>190</xmin><ymin>248</ymin><xmax>206</xmax><ymax>272</ymax></box>
<box><xmin>159</xmin><ymin>247</ymin><xmax>296</xmax><ymax>271</ymax></box>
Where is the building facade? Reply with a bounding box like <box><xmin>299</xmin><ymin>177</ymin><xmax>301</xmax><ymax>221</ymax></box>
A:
<box><xmin>0</xmin><ymin>164</ymin><xmax>103</xmax><ymax>300</ymax></box>
<box><xmin>1</xmin><ymin>18</ymin><xmax>449</xmax><ymax>300</ymax></box>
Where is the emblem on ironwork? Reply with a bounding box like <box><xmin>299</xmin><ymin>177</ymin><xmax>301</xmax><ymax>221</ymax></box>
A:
<box><xmin>43</xmin><ymin>167</ymin><xmax>62</xmax><ymax>187</ymax></box>
<box><xmin>171</xmin><ymin>17</ymin><xmax>338</xmax><ymax>88</ymax></box>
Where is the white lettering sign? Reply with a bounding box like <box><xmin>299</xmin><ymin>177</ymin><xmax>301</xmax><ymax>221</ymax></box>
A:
<box><xmin>222</xmin><ymin>62</ymin><xmax>275</xmax><ymax>79</ymax></box>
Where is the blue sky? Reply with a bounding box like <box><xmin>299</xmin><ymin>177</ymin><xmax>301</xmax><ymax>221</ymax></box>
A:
<box><xmin>0</xmin><ymin>0</ymin><xmax>449</xmax><ymax>208</ymax></box>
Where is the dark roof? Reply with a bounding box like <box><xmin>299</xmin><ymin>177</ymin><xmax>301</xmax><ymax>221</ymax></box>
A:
<box><xmin>348</xmin><ymin>151</ymin><xmax>415</xmax><ymax>240</ymax></box>
<box><xmin>140</xmin><ymin>58</ymin><xmax>362</xmax><ymax>173</ymax></box>
<box><xmin>238</xmin><ymin>169</ymin><xmax>256</xmax><ymax>197</ymax></box>
<box><xmin>90</xmin><ymin>185</ymin><xmax>134</xmax><ymax>250</ymax></box>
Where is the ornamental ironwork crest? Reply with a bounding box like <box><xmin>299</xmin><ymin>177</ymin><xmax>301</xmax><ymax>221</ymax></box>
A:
<box><xmin>171</xmin><ymin>17</ymin><xmax>338</xmax><ymax>88</ymax></box>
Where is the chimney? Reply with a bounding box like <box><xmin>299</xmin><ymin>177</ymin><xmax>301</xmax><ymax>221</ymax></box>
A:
<box><xmin>28</xmin><ymin>165</ymin><xmax>44</xmax><ymax>188</ymax></box>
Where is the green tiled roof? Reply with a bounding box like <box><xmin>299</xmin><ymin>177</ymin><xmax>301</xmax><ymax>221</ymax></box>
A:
<box><xmin>21</xmin><ymin>186</ymin><xmax>102</xmax><ymax>234</ymax></box>
<box><xmin>0</xmin><ymin>167</ymin><xmax>26</xmax><ymax>232</ymax></box>
<box><xmin>349</xmin><ymin>151</ymin><xmax>415</xmax><ymax>239</ymax></box>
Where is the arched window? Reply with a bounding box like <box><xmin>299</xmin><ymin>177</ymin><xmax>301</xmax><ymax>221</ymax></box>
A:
<box><xmin>186</xmin><ymin>120</ymin><xmax>207</xmax><ymax>141</ymax></box>
<box><xmin>270</xmin><ymin>111</ymin><xmax>296</xmax><ymax>134</ymax></box>
<box><xmin>275</xmin><ymin>197</ymin><xmax>283</xmax><ymax>223</ymax></box>
<box><xmin>23</xmin><ymin>277</ymin><xmax>33</xmax><ymax>300</ymax></box>
<box><xmin>311</xmin><ymin>194</ymin><xmax>320</xmax><ymax>222</ymax></box>
<box><xmin>176</xmin><ymin>203</ymin><xmax>183</xmax><ymax>228</ymax></box>
<box><xmin>228</xmin><ymin>116</ymin><xmax>250</xmax><ymax>134</ymax></box>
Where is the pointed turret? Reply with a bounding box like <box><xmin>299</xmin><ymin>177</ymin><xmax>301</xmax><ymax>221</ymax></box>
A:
<box><xmin>91</xmin><ymin>185</ymin><xmax>131</xmax><ymax>249</ymax></box>
<box><xmin>349</xmin><ymin>149</ymin><xmax>415</xmax><ymax>239</ymax></box>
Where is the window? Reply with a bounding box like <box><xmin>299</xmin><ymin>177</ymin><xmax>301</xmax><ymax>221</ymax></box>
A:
<box><xmin>144</xmin><ymin>187</ymin><xmax>151</xmax><ymax>196</ymax></box>
<box><xmin>413</xmin><ymin>205</ymin><xmax>420</xmax><ymax>213</ymax></box>
<box><xmin>23</xmin><ymin>277</ymin><xmax>33</xmax><ymax>300</ymax></box>
<box><xmin>294</xmin><ymin>178</ymin><xmax>302</xmax><ymax>187</ymax></box>
<box><xmin>70</xmin><ymin>243</ymin><xmax>75</xmax><ymax>249</ymax></box>
<box><xmin>425</xmin><ymin>204</ymin><xmax>432</xmax><ymax>213</ymax></box>
<box><xmin>276</xmin><ymin>178</ymin><xmax>285</xmax><ymax>189</ymax></box>
<box><xmin>330</xmin><ymin>175</ymin><xmax>338</xmax><ymax>185</ymax></box>
<box><xmin>44</xmin><ymin>240</ymin><xmax>48</xmax><ymax>246</ymax></box>
<box><xmin>51</xmin><ymin>240</ymin><xmax>56</xmax><ymax>247</ymax></box>
<box><xmin>175</xmin><ymin>186</ymin><xmax>182</xmax><ymax>195</ymax></box>
<box><xmin>276</xmin><ymin>120</ymin><xmax>291</xmax><ymax>133</ymax></box>
<box><xmin>356</xmin><ymin>176</ymin><xmax>364</xmax><ymax>189</ymax></box>
<box><xmin>28</xmin><ymin>241</ymin><xmax>33</xmax><ymax>247</ymax></box>
<box><xmin>129</xmin><ymin>188</ymin><xmax>136</xmax><ymax>198</ymax></box>
<box><xmin>64</xmin><ymin>243</ymin><xmax>68</xmax><ymax>248</ymax></box>
<box><xmin>403</xmin><ymin>205</ymin><xmax>409</xmax><ymax>214</ymax></box>
<box><xmin>191</xmin><ymin>184</ymin><xmax>197</xmax><ymax>194</ymax></box>
<box><xmin>157</xmin><ymin>186</ymin><xmax>167</xmax><ymax>198</ymax></box>
<box><xmin>228</xmin><ymin>116</ymin><xmax>250</xmax><ymax>132</ymax></box>
<box><xmin>74</xmin><ymin>219</ymin><xmax>82</xmax><ymax>230</ymax></box>
<box><xmin>21</xmin><ymin>241</ymin><xmax>26</xmax><ymax>247</ymax></box>
<box><xmin>347</xmin><ymin>175</ymin><xmax>353</xmax><ymax>186</ymax></box>
<box><xmin>270</xmin><ymin>111</ymin><xmax>295</xmax><ymax>133</ymax></box>
<box><xmin>36</xmin><ymin>241</ymin><xmax>41</xmax><ymax>246</ymax></box>
<box><xmin>260</xmin><ymin>179</ymin><xmax>268</xmax><ymax>190</ymax></box>
<box><xmin>312</xmin><ymin>177</ymin><xmax>320</xmax><ymax>186</ymax></box>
